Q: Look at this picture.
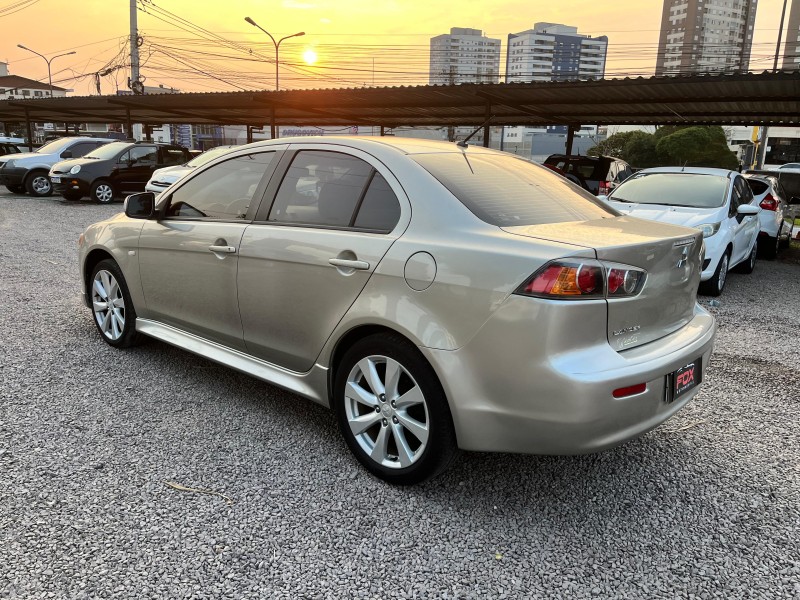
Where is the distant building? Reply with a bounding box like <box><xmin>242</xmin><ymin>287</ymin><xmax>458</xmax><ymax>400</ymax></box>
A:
<box><xmin>655</xmin><ymin>0</ymin><xmax>758</xmax><ymax>75</ymax></box>
<box><xmin>782</xmin><ymin>0</ymin><xmax>800</xmax><ymax>70</ymax></box>
<box><xmin>505</xmin><ymin>23</ymin><xmax>608</xmax><ymax>83</ymax></box>
<box><xmin>0</xmin><ymin>61</ymin><xmax>68</xmax><ymax>99</ymax></box>
<box><xmin>429</xmin><ymin>27</ymin><xmax>501</xmax><ymax>85</ymax></box>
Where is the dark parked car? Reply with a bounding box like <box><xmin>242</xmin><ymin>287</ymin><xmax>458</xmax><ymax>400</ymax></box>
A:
<box><xmin>50</xmin><ymin>141</ymin><xmax>190</xmax><ymax>202</ymax></box>
<box><xmin>0</xmin><ymin>142</ymin><xmax>22</xmax><ymax>156</ymax></box>
<box><xmin>544</xmin><ymin>154</ymin><xmax>634</xmax><ymax>195</ymax></box>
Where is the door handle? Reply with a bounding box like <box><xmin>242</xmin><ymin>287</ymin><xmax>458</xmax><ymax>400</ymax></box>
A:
<box><xmin>329</xmin><ymin>258</ymin><xmax>370</xmax><ymax>270</ymax></box>
<box><xmin>209</xmin><ymin>245</ymin><xmax>236</xmax><ymax>254</ymax></box>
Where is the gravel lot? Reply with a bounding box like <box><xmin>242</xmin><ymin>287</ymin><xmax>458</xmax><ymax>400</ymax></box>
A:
<box><xmin>1</xmin><ymin>189</ymin><xmax>799</xmax><ymax>599</ymax></box>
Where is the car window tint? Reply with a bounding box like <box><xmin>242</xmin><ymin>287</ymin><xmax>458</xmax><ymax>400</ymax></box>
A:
<box><xmin>166</xmin><ymin>152</ymin><xmax>275</xmax><ymax>220</ymax></box>
<box><xmin>117</xmin><ymin>150</ymin><xmax>130</xmax><ymax>164</ymax></box>
<box><xmin>353</xmin><ymin>172</ymin><xmax>401</xmax><ymax>231</ymax></box>
<box><xmin>161</xmin><ymin>148</ymin><xmax>186</xmax><ymax>166</ymax></box>
<box><xmin>414</xmin><ymin>153</ymin><xmax>616</xmax><ymax>227</ymax></box>
<box><xmin>269</xmin><ymin>150</ymin><xmax>372</xmax><ymax>227</ymax></box>
<box><xmin>130</xmin><ymin>146</ymin><xmax>158</xmax><ymax>166</ymax></box>
<box><xmin>69</xmin><ymin>142</ymin><xmax>97</xmax><ymax>157</ymax></box>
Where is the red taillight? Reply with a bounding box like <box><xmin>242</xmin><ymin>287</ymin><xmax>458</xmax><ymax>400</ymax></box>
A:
<box><xmin>517</xmin><ymin>260</ymin><xmax>646</xmax><ymax>300</ymax></box>
<box><xmin>759</xmin><ymin>194</ymin><xmax>778</xmax><ymax>211</ymax></box>
<box><xmin>598</xmin><ymin>181</ymin><xmax>611</xmax><ymax>195</ymax></box>
<box><xmin>613</xmin><ymin>383</ymin><xmax>647</xmax><ymax>398</ymax></box>
<box><xmin>521</xmin><ymin>263</ymin><xmax>603</xmax><ymax>297</ymax></box>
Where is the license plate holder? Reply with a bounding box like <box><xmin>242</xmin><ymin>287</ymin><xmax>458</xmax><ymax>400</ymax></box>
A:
<box><xmin>666</xmin><ymin>357</ymin><xmax>701</xmax><ymax>403</ymax></box>
<box><xmin>51</xmin><ymin>176</ymin><xmax>61</xmax><ymax>183</ymax></box>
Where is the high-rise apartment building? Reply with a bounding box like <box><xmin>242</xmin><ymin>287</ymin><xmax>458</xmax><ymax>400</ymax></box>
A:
<box><xmin>505</xmin><ymin>23</ymin><xmax>608</xmax><ymax>83</ymax></box>
<box><xmin>655</xmin><ymin>0</ymin><xmax>758</xmax><ymax>75</ymax></box>
<box><xmin>781</xmin><ymin>0</ymin><xmax>800</xmax><ymax>70</ymax></box>
<box><xmin>429</xmin><ymin>27</ymin><xmax>501</xmax><ymax>85</ymax></box>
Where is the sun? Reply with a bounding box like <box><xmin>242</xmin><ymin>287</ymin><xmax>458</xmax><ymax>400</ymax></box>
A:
<box><xmin>303</xmin><ymin>49</ymin><xmax>317</xmax><ymax>65</ymax></box>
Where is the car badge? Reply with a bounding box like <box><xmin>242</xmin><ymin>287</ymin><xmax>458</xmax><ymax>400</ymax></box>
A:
<box><xmin>676</xmin><ymin>247</ymin><xmax>689</xmax><ymax>269</ymax></box>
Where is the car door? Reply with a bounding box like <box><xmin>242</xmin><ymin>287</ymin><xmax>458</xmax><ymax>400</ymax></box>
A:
<box><xmin>137</xmin><ymin>149</ymin><xmax>282</xmax><ymax>350</ymax></box>
<box><xmin>237</xmin><ymin>147</ymin><xmax>408</xmax><ymax>372</ymax></box>
<box><xmin>730</xmin><ymin>176</ymin><xmax>759</xmax><ymax>263</ymax></box>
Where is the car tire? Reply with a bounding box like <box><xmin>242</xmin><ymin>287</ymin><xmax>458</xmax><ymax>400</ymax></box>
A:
<box><xmin>5</xmin><ymin>184</ymin><xmax>25</xmax><ymax>194</ymax></box>
<box><xmin>89</xmin><ymin>259</ymin><xmax>143</xmax><ymax>348</ymax></box>
<box><xmin>735</xmin><ymin>239</ymin><xmax>757</xmax><ymax>274</ymax></box>
<box><xmin>90</xmin><ymin>180</ymin><xmax>115</xmax><ymax>204</ymax></box>
<box><xmin>25</xmin><ymin>170</ymin><xmax>53</xmax><ymax>197</ymax></box>
<box><xmin>334</xmin><ymin>333</ymin><xmax>458</xmax><ymax>485</ymax></box>
<box><xmin>699</xmin><ymin>250</ymin><xmax>730</xmax><ymax>297</ymax></box>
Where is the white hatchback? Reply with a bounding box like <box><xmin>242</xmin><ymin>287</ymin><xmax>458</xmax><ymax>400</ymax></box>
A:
<box><xmin>602</xmin><ymin>167</ymin><xmax>760</xmax><ymax>296</ymax></box>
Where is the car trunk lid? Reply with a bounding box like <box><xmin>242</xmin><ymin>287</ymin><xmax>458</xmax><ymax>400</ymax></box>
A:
<box><xmin>503</xmin><ymin>216</ymin><xmax>704</xmax><ymax>351</ymax></box>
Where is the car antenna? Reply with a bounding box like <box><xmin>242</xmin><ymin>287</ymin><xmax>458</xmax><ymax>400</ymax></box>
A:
<box><xmin>681</xmin><ymin>160</ymin><xmax>688</xmax><ymax>172</ymax></box>
<box><xmin>457</xmin><ymin>115</ymin><xmax>495</xmax><ymax>148</ymax></box>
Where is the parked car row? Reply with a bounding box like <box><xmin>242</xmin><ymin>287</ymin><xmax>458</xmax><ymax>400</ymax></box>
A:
<box><xmin>599</xmin><ymin>167</ymin><xmax>799</xmax><ymax>296</ymax></box>
<box><xmin>0</xmin><ymin>136</ymin><xmax>234</xmax><ymax>203</ymax></box>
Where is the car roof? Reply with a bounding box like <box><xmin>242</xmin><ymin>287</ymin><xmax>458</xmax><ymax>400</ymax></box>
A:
<box><xmin>635</xmin><ymin>166</ymin><xmax>734</xmax><ymax>177</ymax></box>
<box><xmin>242</xmin><ymin>135</ymin><xmax>502</xmax><ymax>156</ymax></box>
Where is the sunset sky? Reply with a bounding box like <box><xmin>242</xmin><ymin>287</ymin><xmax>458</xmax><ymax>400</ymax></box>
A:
<box><xmin>0</xmin><ymin>0</ymin><xmax>790</xmax><ymax>95</ymax></box>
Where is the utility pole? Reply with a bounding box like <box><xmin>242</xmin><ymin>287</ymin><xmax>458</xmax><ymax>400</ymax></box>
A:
<box><xmin>129</xmin><ymin>0</ymin><xmax>142</xmax><ymax>94</ymax></box>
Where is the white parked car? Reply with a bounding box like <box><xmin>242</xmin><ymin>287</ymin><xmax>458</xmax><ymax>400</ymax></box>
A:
<box><xmin>742</xmin><ymin>174</ymin><xmax>795</xmax><ymax>259</ymax></box>
<box><xmin>145</xmin><ymin>145</ymin><xmax>238</xmax><ymax>194</ymax></box>
<box><xmin>602</xmin><ymin>167</ymin><xmax>760</xmax><ymax>296</ymax></box>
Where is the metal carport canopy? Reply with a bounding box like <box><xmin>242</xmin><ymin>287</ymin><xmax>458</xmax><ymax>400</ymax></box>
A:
<box><xmin>1</xmin><ymin>71</ymin><xmax>799</xmax><ymax>128</ymax></box>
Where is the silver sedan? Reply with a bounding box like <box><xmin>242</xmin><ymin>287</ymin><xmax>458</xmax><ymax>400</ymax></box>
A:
<box><xmin>78</xmin><ymin>137</ymin><xmax>716</xmax><ymax>485</ymax></box>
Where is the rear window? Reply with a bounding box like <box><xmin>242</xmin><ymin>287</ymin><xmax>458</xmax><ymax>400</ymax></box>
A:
<box><xmin>413</xmin><ymin>152</ymin><xmax>617</xmax><ymax>227</ymax></box>
<box><xmin>609</xmin><ymin>173</ymin><xmax>729</xmax><ymax>208</ymax></box>
<box><xmin>745</xmin><ymin>178</ymin><xmax>769</xmax><ymax>195</ymax></box>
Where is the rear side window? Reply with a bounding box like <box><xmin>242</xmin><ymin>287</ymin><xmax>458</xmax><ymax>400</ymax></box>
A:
<box><xmin>413</xmin><ymin>152</ymin><xmax>616</xmax><ymax>227</ymax></box>
<box><xmin>353</xmin><ymin>173</ymin><xmax>401</xmax><ymax>231</ymax></box>
<box><xmin>269</xmin><ymin>151</ymin><xmax>372</xmax><ymax>227</ymax></box>
<box><xmin>745</xmin><ymin>178</ymin><xmax>769</xmax><ymax>195</ymax></box>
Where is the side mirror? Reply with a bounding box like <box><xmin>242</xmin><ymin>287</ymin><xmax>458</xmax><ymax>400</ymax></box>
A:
<box><xmin>124</xmin><ymin>192</ymin><xmax>156</xmax><ymax>219</ymax></box>
<box><xmin>737</xmin><ymin>204</ymin><xmax>760</xmax><ymax>216</ymax></box>
<box><xmin>60</xmin><ymin>150</ymin><xmax>73</xmax><ymax>159</ymax></box>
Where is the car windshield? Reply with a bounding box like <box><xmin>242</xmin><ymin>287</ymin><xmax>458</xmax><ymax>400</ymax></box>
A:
<box><xmin>84</xmin><ymin>142</ymin><xmax>132</xmax><ymax>160</ymax></box>
<box><xmin>608</xmin><ymin>173</ymin><xmax>729</xmax><ymax>208</ymax></box>
<box><xmin>186</xmin><ymin>146</ymin><xmax>235</xmax><ymax>168</ymax></box>
<box><xmin>35</xmin><ymin>138</ymin><xmax>72</xmax><ymax>154</ymax></box>
<box><xmin>413</xmin><ymin>152</ymin><xmax>617</xmax><ymax>227</ymax></box>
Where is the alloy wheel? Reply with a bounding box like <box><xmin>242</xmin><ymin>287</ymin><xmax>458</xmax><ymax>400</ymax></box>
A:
<box><xmin>31</xmin><ymin>175</ymin><xmax>51</xmax><ymax>195</ymax></box>
<box><xmin>344</xmin><ymin>355</ymin><xmax>430</xmax><ymax>469</ymax></box>
<box><xmin>92</xmin><ymin>269</ymin><xmax>126</xmax><ymax>340</ymax></box>
<box><xmin>94</xmin><ymin>184</ymin><xmax>114</xmax><ymax>203</ymax></box>
<box><xmin>718</xmin><ymin>254</ymin><xmax>729</xmax><ymax>292</ymax></box>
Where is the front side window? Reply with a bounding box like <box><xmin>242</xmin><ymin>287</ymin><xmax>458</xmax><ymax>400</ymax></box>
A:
<box><xmin>68</xmin><ymin>142</ymin><xmax>98</xmax><ymax>158</ymax></box>
<box><xmin>269</xmin><ymin>151</ymin><xmax>372</xmax><ymax>227</ymax></box>
<box><xmin>165</xmin><ymin>152</ymin><xmax>275</xmax><ymax>220</ymax></box>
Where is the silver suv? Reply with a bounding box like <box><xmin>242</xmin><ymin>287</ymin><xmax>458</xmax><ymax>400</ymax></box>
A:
<box><xmin>0</xmin><ymin>137</ymin><xmax>117</xmax><ymax>197</ymax></box>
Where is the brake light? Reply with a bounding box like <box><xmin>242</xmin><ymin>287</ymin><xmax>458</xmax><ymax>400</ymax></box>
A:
<box><xmin>759</xmin><ymin>194</ymin><xmax>778</xmax><ymax>211</ymax></box>
<box><xmin>516</xmin><ymin>260</ymin><xmax>646</xmax><ymax>300</ymax></box>
<box><xmin>598</xmin><ymin>181</ymin><xmax>611</xmax><ymax>195</ymax></box>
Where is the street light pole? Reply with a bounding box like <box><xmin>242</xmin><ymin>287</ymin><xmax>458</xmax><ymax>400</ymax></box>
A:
<box><xmin>17</xmin><ymin>44</ymin><xmax>76</xmax><ymax>97</ymax></box>
<box><xmin>244</xmin><ymin>17</ymin><xmax>305</xmax><ymax>91</ymax></box>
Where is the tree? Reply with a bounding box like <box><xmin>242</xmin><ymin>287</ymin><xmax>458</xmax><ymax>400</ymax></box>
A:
<box><xmin>588</xmin><ymin>131</ymin><xmax>638</xmax><ymax>158</ymax></box>
<box><xmin>655</xmin><ymin>126</ymin><xmax>738</xmax><ymax>169</ymax></box>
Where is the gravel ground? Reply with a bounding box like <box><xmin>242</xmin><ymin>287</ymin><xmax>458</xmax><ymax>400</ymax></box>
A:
<box><xmin>1</xmin><ymin>190</ymin><xmax>799</xmax><ymax>599</ymax></box>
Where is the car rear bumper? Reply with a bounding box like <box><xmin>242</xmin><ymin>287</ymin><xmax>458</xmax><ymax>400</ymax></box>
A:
<box><xmin>0</xmin><ymin>167</ymin><xmax>27</xmax><ymax>186</ymax></box>
<box><xmin>422</xmin><ymin>299</ymin><xmax>716</xmax><ymax>455</ymax></box>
